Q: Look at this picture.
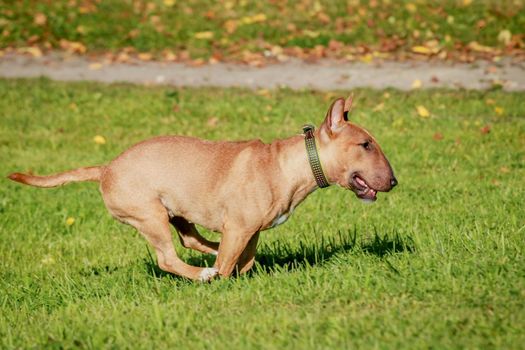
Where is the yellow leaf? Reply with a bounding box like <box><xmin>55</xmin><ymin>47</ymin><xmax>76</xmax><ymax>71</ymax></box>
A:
<box><xmin>66</xmin><ymin>217</ymin><xmax>75</xmax><ymax>226</ymax></box>
<box><xmin>88</xmin><ymin>62</ymin><xmax>103</xmax><ymax>70</ymax></box>
<box><xmin>163</xmin><ymin>0</ymin><xmax>176</xmax><ymax>6</ymax></box>
<box><xmin>93</xmin><ymin>135</ymin><xmax>106</xmax><ymax>144</ymax></box>
<box><xmin>224</xmin><ymin>20</ymin><xmax>237</xmax><ymax>34</ymax></box>
<box><xmin>303</xmin><ymin>29</ymin><xmax>320</xmax><ymax>38</ymax></box>
<box><xmin>194</xmin><ymin>31</ymin><xmax>214</xmax><ymax>40</ymax></box>
<box><xmin>41</xmin><ymin>255</ymin><xmax>55</xmax><ymax>265</ymax></box>
<box><xmin>412</xmin><ymin>46</ymin><xmax>433</xmax><ymax>55</ymax></box>
<box><xmin>411</xmin><ymin>79</ymin><xmax>422</xmax><ymax>89</ymax></box>
<box><xmin>21</xmin><ymin>46</ymin><xmax>43</xmax><ymax>57</ymax></box>
<box><xmin>34</xmin><ymin>13</ymin><xmax>47</xmax><ymax>26</ymax></box>
<box><xmin>138</xmin><ymin>52</ymin><xmax>153</xmax><ymax>61</ymax></box>
<box><xmin>373</xmin><ymin>102</ymin><xmax>384</xmax><ymax>112</ymax></box>
<box><xmin>497</xmin><ymin>30</ymin><xmax>512</xmax><ymax>46</ymax></box>
<box><xmin>241</xmin><ymin>13</ymin><xmax>267</xmax><ymax>25</ymax></box>
<box><xmin>405</xmin><ymin>3</ymin><xmax>417</xmax><ymax>13</ymax></box>
<box><xmin>494</xmin><ymin>106</ymin><xmax>504</xmax><ymax>116</ymax></box>
<box><xmin>468</xmin><ymin>41</ymin><xmax>494</xmax><ymax>53</ymax></box>
<box><xmin>416</xmin><ymin>105</ymin><xmax>430</xmax><ymax>118</ymax></box>
<box><xmin>463</xmin><ymin>0</ymin><xmax>472</xmax><ymax>6</ymax></box>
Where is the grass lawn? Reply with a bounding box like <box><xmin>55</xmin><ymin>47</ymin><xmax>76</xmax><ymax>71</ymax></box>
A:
<box><xmin>1</xmin><ymin>0</ymin><xmax>524</xmax><ymax>61</ymax></box>
<box><xmin>0</xmin><ymin>78</ymin><xmax>524</xmax><ymax>348</ymax></box>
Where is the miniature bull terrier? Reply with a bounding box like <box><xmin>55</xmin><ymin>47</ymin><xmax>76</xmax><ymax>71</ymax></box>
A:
<box><xmin>8</xmin><ymin>95</ymin><xmax>397</xmax><ymax>281</ymax></box>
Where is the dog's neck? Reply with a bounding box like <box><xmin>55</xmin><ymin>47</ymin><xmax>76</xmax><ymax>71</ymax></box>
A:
<box><xmin>270</xmin><ymin>133</ymin><xmax>324</xmax><ymax>210</ymax></box>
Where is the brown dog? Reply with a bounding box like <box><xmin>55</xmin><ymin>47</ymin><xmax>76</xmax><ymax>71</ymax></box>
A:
<box><xmin>8</xmin><ymin>96</ymin><xmax>396</xmax><ymax>281</ymax></box>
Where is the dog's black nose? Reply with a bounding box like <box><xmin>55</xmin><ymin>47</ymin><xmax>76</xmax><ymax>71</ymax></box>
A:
<box><xmin>390</xmin><ymin>177</ymin><xmax>398</xmax><ymax>188</ymax></box>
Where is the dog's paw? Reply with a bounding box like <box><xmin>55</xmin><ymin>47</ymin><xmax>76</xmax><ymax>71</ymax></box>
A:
<box><xmin>199</xmin><ymin>267</ymin><xmax>218</xmax><ymax>282</ymax></box>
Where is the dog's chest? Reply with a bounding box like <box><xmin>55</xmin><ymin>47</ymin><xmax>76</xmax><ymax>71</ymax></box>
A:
<box><xmin>269</xmin><ymin>208</ymin><xmax>294</xmax><ymax>228</ymax></box>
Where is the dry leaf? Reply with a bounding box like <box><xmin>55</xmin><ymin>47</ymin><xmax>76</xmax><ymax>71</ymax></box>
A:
<box><xmin>499</xmin><ymin>166</ymin><xmax>510</xmax><ymax>174</ymax></box>
<box><xmin>194</xmin><ymin>31</ymin><xmax>214</xmax><ymax>40</ymax></box>
<box><xmin>207</xmin><ymin>117</ymin><xmax>219</xmax><ymax>128</ymax></box>
<box><xmin>138</xmin><ymin>52</ymin><xmax>153</xmax><ymax>61</ymax></box>
<box><xmin>21</xmin><ymin>46</ymin><xmax>43</xmax><ymax>57</ymax></box>
<box><xmin>411</xmin><ymin>79</ymin><xmax>422</xmax><ymax>89</ymax></box>
<box><xmin>411</xmin><ymin>46</ymin><xmax>433</xmax><ymax>55</ymax></box>
<box><xmin>497</xmin><ymin>30</ymin><xmax>512</xmax><ymax>46</ymax></box>
<box><xmin>480</xmin><ymin>125</ymin><xmax>491</xmax><ymax>134</ymax></box>
<box><xmin>224</xmin><ymin>20</ymin><xmax>237</xmax><ymax>34</ymax></box>
<box><xmin>416</xmin><ymin>105</ymin><xmax>430</xmax><ymax>118</ymax></box>
<box><xmin>163</xmin><ymin>0</ymin><xmax>176</xmax><ymax>6</ymax></box>
<box><xmin>433</xmin><ymin>132</ymin><xmax>443</xmax><ymax>141</ymax></box>
<box><xmin>93</xmin><ymin>135</ymin><xmax>106</xmax><ymax>144</ymax></box>
<box><xmin>373</xmin><ymin>102</ymin><xmax>384</xmax><ymax>112</ymax></box>
<box><xmin>468</xmin><ymin>41</ymin><xmax>494</xmax><ymax>53</ymax></box>
<box><xmin>34</xmin><ymin>13</ymin><xmax>47</xmax><ymax>26</ymax></box>
<box><xmin>88</xmin><ymin>62</ymin><xmax>103</xmax><ymax>70</ymax></box>
<box><xmin>405</xmin><ymin>3</ymin><xmax>417</xmax><ymax>13</ymax></box>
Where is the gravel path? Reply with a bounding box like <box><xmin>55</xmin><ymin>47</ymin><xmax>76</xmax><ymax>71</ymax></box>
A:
<box><xmin>1</xmin><ymin>53</ymin><xmax>524</xmax><ymax>91</ymax></box>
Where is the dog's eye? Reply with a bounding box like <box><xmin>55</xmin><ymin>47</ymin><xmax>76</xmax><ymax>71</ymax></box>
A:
<box><xmin>361</xmin><ymin>141</ymin><xmax>371</xmax><ymax>150</ymax></box>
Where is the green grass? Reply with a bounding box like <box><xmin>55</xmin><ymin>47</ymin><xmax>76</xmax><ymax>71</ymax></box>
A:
<box><xmin>1</xmin><ymin>0</ymin><xmax>524</xmax><ymax>59</ymax></box>
<box><xmin>0</xmin><ymin>78</ymin><xmax>524</xmax><ymax>349</ymax></box>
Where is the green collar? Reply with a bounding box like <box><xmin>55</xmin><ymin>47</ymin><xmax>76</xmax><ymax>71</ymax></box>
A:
<box><xmin>302</xmin><ymin>124</ymin><xmax>330</xmax><ymax>188</ymax></box>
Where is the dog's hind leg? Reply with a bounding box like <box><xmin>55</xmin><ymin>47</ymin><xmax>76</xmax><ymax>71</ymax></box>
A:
<box><xmin>170</xmin><ymin>216</ymin><xmax>219</xmax><ymax>256</ymax></box>
<box><xmin>126</xmin><ymin>202</ymin><xmax>218</xmax><ymax>281</ymax></box>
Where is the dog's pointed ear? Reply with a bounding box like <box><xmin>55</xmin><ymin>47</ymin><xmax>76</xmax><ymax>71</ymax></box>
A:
<box><xmin>321</xmin><ymin>98</ymin><xmax>346</xmax><ymax>137</ymax></box>
<box><xmin>343</xmin><ymin>93</ymin><xmax>354</xmax><ymax>121</ymax></box>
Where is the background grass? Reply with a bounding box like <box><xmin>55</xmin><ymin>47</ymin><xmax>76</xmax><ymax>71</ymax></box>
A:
<box><xmin>1</xmin><ymin>0</ymin><xmax>523</xmax><ymax>59</ymax></box>
<box><xmin>0</xmin><ymin>78</ymin><xmax>524</xmax><ymax>349</ymax></box>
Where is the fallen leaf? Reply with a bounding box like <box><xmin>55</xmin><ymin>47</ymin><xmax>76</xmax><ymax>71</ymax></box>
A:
<box><xmin>163</xmin><ymin>0</ymin><xmax>176</xmax><ymax>6</ymax></box>
<box><xmin>41</xmin><ymin>255</ymin><xmax>56</xmax><ymax>265</ymax></box>
<box><xmin>373</xmin><ymin>102</ymin><xmax>384</xmax><ymax>112</ymax></box>
<box><xmin>411</xmin><ymin>79</ymin><xmax>422</xmax><ymax>89</ymax></box>
<box><xmin>497</xmin><ymin>30</ymin><xmax>512</xmax><ymax>46</ymax></box>
<box><xmin>494</xmin><ymin>107</ymin><xmax>504</xmax><ymax>116</ymax></box>
<box><xmin>499</xmin><ymin>166</ymin><xmax>510</xmax><ymax>174</ymax></box>
<box><xmin>431</xmin><ymin>76</ymin><xmax>439</xmax><ymax>83</ymax></box>
<box><xmin>194</xmin><ymin>31</ymin><xmax>214</xmax><ymax>40</ymax></box>
<box><xmin>405</xmin><ymin>3</ymin><xmax>417</xmax><ymax>13</ymax></box>
<box><xmin>138</xmin><ymin>52</ymin><xmax>153</xmax><ymax>61</ymax></box>
<box><xmin>412</xmin><ymin>46</ymin><xmax>435</xmax><ymax>55</ymax></box>
<box><xmin>21</xmin><ymin>46</ymin><xmax>43</xmax><ymax>57</ymax></box>
<box><xmin>463</xmin><ymin>0</ymin><xmax>472</xmax><ymax>5</ymax></box>
<box><xmin>59</xmin><ymin>39</ymin><xmax>86</xmax><ymax>54</ymax></box>
<box><xmin>88</xmin><ymin>62</ymin><xmax>103</xmax><ymax>70</ymax></box>
<box><xmin>416</xmin><ymin>105</ymin><xmax>430</xmax><ymax>118</ymax></box>
<box><xmin>93</xmin><ymin>135</ymin><xmax>106</xmax><ymax>144</ymax></box>
<box><xmin>485</xmin><ymin>98</ymin><xmax>496</xmax><ymax>105</ymax></box>
<box><xmin>224</xmin><ymin>20</ymin><xmax>237</xmax><ymax>34</ymax></box>
<box><xmin>207</xmin><ymin>117</ymin><xmax>219</xmax><ymax>128</ymax></box>
<box><xmin>433</xmin><ymin>132</ymin><xmax>443</xmax><ymax>141</ymax></box>
<box><xmin>66</xmin><ymin>217</ymin><xmax>75</xmax><ymax>226</ymax></box>
<box><xmin>468</xmin><ymin>41</ymin><xmax>494</xmax><ymax>53</ymax></box>
<box><xmin>480</xmin><ymin>125</ymin><xmax>491</xmax><ymax>134</ymax></box>
<box><xmin>34</xmin><ymin>13</ymin><xmax>47</xmax><ymax>26</ymax></box>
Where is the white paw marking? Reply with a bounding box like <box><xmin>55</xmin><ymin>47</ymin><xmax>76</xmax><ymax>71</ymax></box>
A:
<box><xmin>199</xmin><ymin>267</ymin><xmax>218</xmax><ymax>282</ymax></box>
<box><xmin>211</xmin><ymin>251</ymin><xmax>218</xmax><ymax>256</ymax></box>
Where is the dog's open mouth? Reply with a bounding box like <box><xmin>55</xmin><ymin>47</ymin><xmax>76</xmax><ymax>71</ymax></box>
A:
<box><xmin>351</xmin><ymin>174</ymin><xmax>377</xmax><ymax>202</ymax></box>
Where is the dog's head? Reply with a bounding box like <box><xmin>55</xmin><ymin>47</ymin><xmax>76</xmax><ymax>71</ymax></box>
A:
<box><xmin>317</xmin><ymin>95</ymin><xmax>397</xmax><ymax>202</ymax></box>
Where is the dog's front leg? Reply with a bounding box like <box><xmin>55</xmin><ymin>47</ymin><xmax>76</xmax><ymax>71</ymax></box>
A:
<box><xmin>215</xmin><ymin>229</ymin><xmax>258</xmax><ymax>277</ymax></box>
<box><xmin>237</xmin><ymin>232</ymin><xmax>260</xmax><ymax>274</ymax></box>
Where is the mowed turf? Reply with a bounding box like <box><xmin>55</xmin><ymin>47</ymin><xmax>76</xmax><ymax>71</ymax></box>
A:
<box><xmin>0</xmin><ymin>78</ymin><xmax>524</xmax><ymax>349</ymax></box>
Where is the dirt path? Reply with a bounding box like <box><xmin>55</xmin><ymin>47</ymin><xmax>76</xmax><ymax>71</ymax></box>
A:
<box><xmin>1</xmin><ymin>53</ymin><xmax>524</xmax><ymax>91</ymax></box>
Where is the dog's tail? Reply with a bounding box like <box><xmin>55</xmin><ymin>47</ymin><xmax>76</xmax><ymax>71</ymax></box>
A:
<box><xmin>7</xmin><ymin>166</ymin><xmax>103</xmax><ymax>188</ymax></box>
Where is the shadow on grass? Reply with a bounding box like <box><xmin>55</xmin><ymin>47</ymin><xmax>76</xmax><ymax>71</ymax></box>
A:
<box><xmin>144</xmin><ymin>229</ymin><xmax>415</xmax><ymax>280</ymax></box>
